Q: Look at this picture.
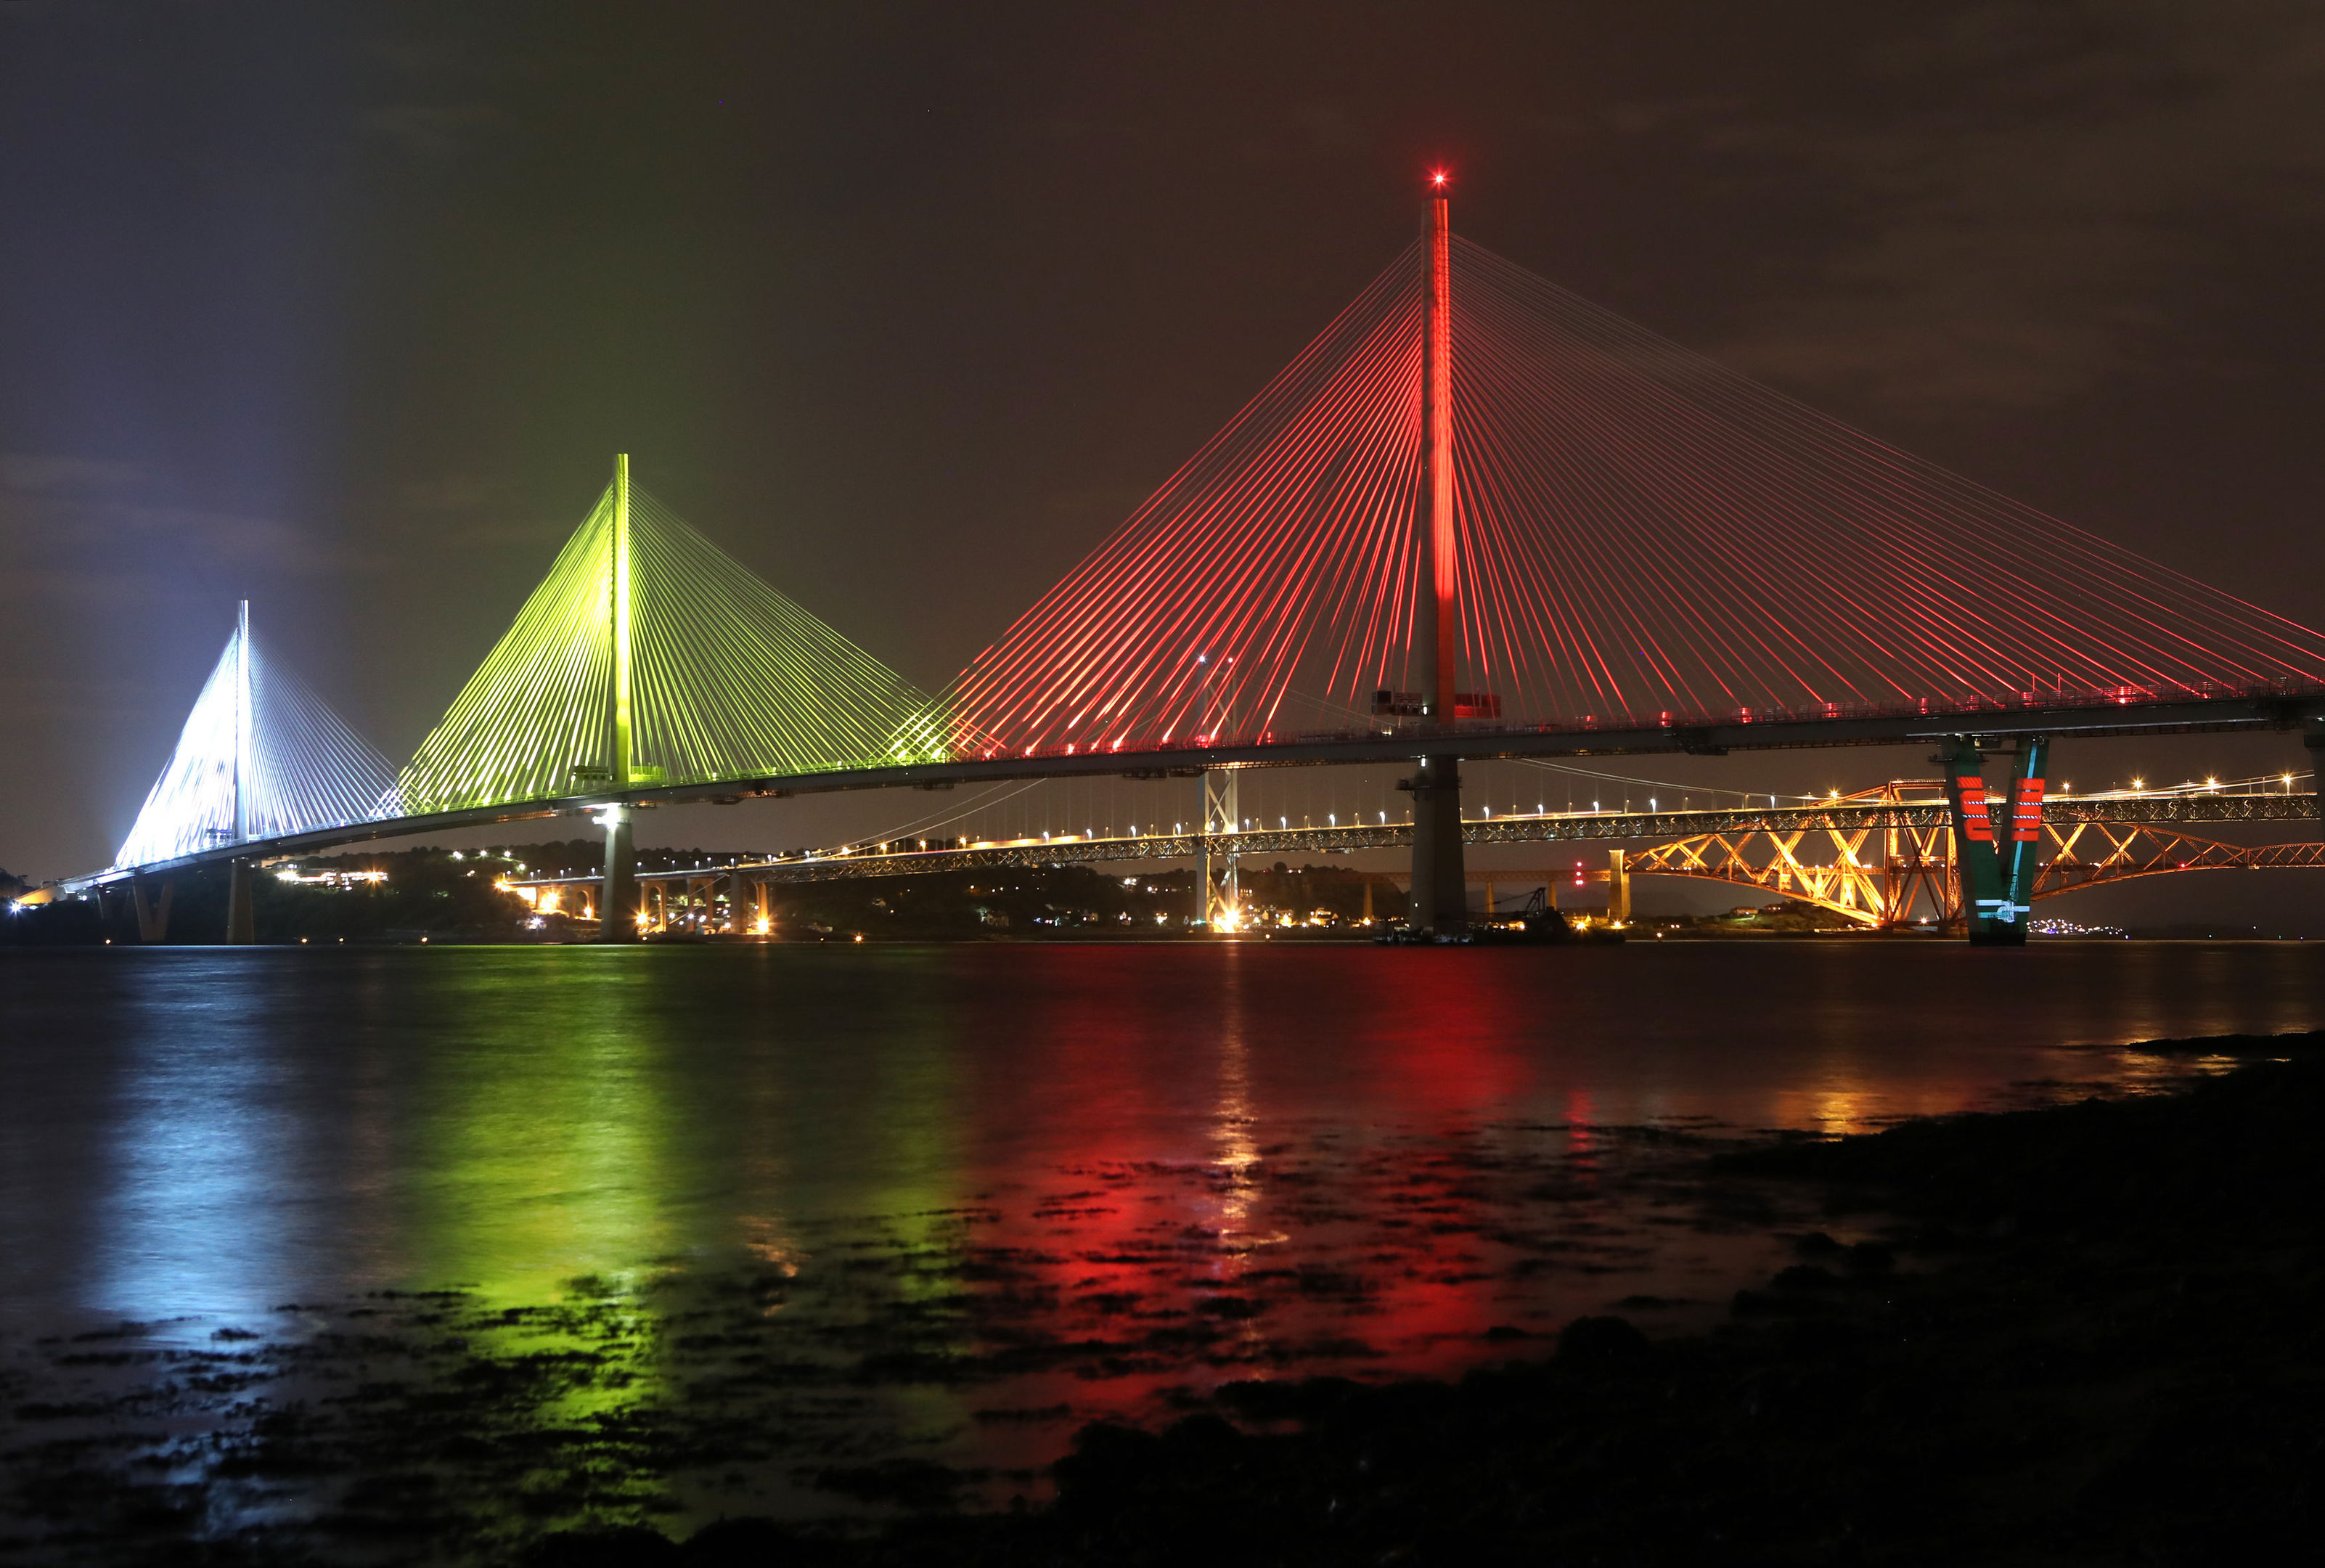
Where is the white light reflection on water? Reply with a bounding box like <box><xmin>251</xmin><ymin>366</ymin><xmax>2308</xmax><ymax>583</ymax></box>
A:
<box><xmin>97</xmin><ymin>976</ymin><xmax>298</xmax><ymax>1328</ymax></box>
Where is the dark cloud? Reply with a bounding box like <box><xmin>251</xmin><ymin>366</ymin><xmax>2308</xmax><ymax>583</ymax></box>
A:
<box><xmin>362</xmin><ymin>102</ymin><xmax>497</xmax><ymax>160</ymax></box>
<box><xmin>1709</xmin><ymin>3</ymin><xmax>2325</xmax><ymax>412</ymax></box>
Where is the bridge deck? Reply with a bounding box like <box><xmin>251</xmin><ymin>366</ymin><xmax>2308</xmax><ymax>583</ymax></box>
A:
<box><xmin>64</xmin><ymin>686</ymin><xmax>2325</xmax><ymax>891</ymax></box>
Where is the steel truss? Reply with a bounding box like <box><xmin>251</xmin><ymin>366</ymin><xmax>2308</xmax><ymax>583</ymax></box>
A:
<box><xmin>1625</xmin><ymin>785</ymin><xmax>2325</xmax><ymax>927</ymax></box>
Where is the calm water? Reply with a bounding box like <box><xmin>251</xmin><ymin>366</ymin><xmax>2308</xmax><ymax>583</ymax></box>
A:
<box><xmin>2</xmin><ymin>941</ymin><xmax>2321</xmax><ymax>1552</ymax></box>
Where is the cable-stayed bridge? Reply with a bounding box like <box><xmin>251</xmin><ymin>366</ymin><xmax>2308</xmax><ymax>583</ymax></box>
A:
<box><xmin>57</xmin><ymin>187</ymin><xmax>2325</xmax><ymax>944</ymax></box>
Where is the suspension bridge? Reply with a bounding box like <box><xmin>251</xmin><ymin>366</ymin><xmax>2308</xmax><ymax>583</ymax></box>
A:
<box><xmin>51</xmin><ymin>181</ymin><xmax>2325</xmax><ymax>944</ymax></box>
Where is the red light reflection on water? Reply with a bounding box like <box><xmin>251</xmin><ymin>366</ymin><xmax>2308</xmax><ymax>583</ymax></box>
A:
<box><xmin>933</xmin><ymin>948</ymin><xmax>1630</xmax><ymax>1469</ymax></box>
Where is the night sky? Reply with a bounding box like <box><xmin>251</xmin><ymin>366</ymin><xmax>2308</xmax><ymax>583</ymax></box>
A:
<box><xmin>6</xmin><ymin>1</ymin><xmax>2324</xmax><ymax>922</ymax></box>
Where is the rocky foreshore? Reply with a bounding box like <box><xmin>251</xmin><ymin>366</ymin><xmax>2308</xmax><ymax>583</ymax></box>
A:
<box><xmin>529</xmin><ymin>1032</ymin><xmax>2325</xmax><ymax>1567</ymax></box>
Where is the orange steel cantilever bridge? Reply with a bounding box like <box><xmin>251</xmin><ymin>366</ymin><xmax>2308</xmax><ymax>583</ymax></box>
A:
<box><xmin>58</xmin><ymin>179</ymin><xmax>2325</xmax><ymax>944</ymax></box>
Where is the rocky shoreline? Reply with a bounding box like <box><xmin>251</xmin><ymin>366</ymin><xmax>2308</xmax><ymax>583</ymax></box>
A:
<box><xmin>528</xmin><ymin>1032</ymin><xmax>2324</xmax><ymax>1567</ymax></box>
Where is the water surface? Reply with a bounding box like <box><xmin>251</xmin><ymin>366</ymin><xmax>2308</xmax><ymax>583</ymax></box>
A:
<box><xmin>2</xmin><ymin>941</ymin><xmax>2318</xmax><ymax>1553</ymax></box>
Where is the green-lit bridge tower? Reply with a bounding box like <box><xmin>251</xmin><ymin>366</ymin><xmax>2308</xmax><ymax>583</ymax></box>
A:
<box><xmin>600</xmin><ymin>453</ymin><xmax>639</xmax><ymax>942</ymax></box>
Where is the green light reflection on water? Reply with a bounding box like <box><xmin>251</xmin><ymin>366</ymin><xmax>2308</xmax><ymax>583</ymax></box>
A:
<box><xmin>407</xmin><ymin>951</ymin><xmax>680</xmax><ymax>1445</ymax></box>
<box><xmin>392</xmin><ymin>948</ymin><xmax>977</xmax><ymax>1525</ymax></box>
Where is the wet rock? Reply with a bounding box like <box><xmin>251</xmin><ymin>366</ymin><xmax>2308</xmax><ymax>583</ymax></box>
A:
<box><xmin>1215</xmin><ymin>1375</ymin><xmax>1360</xmax><ymax>1424</ymax></box>
<box><xmin>679</xmin><ymin>1516</ymin><xmax>845</xmax><ymax>1565</ymax></box>
<box><xmin>1556</xmin><ymin>1314</ymin><xmax>1649</xmax><ymax>1364</ymax></box>
<box><xmin>1053</xmin><ymin>1421</ymin><xmax>1165</xmax><ymax>1506</ymax></box>
<box><xmin>522</xmin><ymin>1525</ymin><xmax>681</xmax><ymax>1567</ymax></box>
<box><xmin>1163</xmin><ymin>1412</ymin><xmax>1242</xmax><ymax>1453</ymax></box>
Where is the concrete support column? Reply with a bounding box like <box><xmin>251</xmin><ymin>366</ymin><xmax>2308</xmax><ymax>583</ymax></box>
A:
<box><xmin>128</xmin><ymin>875</ymin><xmax>171</xmax><ymax>942</ymax></box>
<box><xmin>1939</xmin><ymin>735</ymin><xmax>2046</xmax><ymax>946</ymax></box>
<box><xmin>1993</xmin><ymin>736</ymin><xmax>2050</xmax><ymax>944</ymax></box>
<box><xmin>1607</xmin><ymin>849</ymin><xmax>1631</xmax><ymax>925</ymax></box>
<box><xmin>225</xmin><ymin>858</ymin><xmax>256</xmax><ymax>944</ymax></box>
<box><xmin>600</xmin><ymin>807</ymin><xmax>638</xmax><ymax>942</ymax></box>
<box><xmin>727</xmin><ymin>871</ymin><xmax>752</xmax><ymax>933</ymax></box>
<box><xmin>1407</xmin><ymin>754</ymin><xmax>1466</xmax><ymax>936</ymax></box>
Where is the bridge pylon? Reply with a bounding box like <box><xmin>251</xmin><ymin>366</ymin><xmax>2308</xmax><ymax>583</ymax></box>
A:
<box><xmin>108</xmin><ymin>597</ymin><xmax>396</xmax><ymax>942</ymax></box>
<box><xmin>1407</xmin><ymin>177</ymin><xmax>1467</xmax><ymax>937</ymax></box>
<box><xmin>600</xmin><ymin>453</ymin><xmax>642</xmax><ymax>942</ymax></box>
<box><xmin>389</xmin><ymin>449</ymin><xmax>941</xmax><ymax>944</ymax></box>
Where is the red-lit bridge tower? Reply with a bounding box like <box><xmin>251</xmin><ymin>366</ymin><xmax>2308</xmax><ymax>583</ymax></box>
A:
<box><xmin>1406</xmin><ymin>175</ymin><xmax>1468</xmax><ymax>936</ymax></box>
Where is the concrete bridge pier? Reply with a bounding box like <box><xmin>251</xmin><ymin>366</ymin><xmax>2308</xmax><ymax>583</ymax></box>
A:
<box><xmin>1940</xmin><ymin>734</ymin><xmax>2048</xmax><ymax>944</ymax></box>
<box><xmin>1407</xmin><ymin>755</ymin><xmax>1467</xmax><ymax>936</ymax></box>
<box><xmin>225</xmin><ymin>858</ymin><xmax>256</xmax><ymax>944</ymax></box>
<box><xmin>600</xmin><ymin>806</ymin><xmax>638</xmax><ymax>942</ymax></box>
<box><xmin>130</xmin><ymin>875</ymin><xmax>173</xmax><ymax>942</ymax></box>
